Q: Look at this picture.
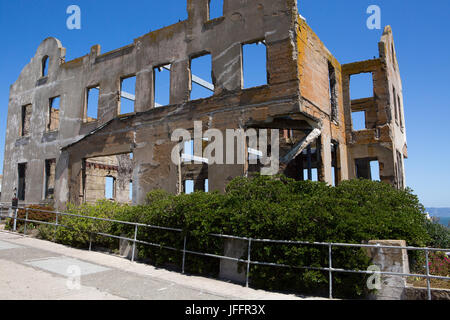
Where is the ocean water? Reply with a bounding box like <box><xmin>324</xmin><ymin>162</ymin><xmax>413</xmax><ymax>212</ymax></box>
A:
<box><xmin>437</xmin><ymin>217</ymin><xmax>450</xmax><ymax>228</ymax></box>
<box><xmin>439</xmin><ymin>217</ymin><xmax>450</xmax><ymax>227</ymax></box>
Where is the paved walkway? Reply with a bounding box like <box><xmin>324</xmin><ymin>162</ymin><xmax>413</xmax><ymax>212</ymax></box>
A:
<box><xmin>0</xmin><ymin>231</ymin><xmax>325</xmax><ymax>300</ymax></box>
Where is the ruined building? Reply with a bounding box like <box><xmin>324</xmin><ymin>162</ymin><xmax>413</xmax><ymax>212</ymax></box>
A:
<box><xmin>1</xmin><ymin>0</ymin><xmax>407</xmax><ymax>209</ymax></box>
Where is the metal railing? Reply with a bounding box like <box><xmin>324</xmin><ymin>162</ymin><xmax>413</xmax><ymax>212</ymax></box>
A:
<box><xmin>0</xmin><ymin>204</ymin><xmax>449</xmax><ymax>300</ymax></box>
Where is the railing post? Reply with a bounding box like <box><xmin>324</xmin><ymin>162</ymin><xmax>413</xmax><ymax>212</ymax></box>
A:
<box><xmin>182</xmin><ymin>235</ymin><xmax>187</xmax><ymax>274</ymax></box>
<box><xmin>13</xmin><ymin>208</ymin><xmax>18</xmax><ymax>232</ymax></box>
<box><xmin>89</xmin><ymin>233</ymin><xmax>93</xmax><ymax>251</ymax></box>
<box><xmin>23</xmin><ymin>208</ymin><xmax>29</xmax><ymax>236</ymax></box>
<box><xmin>246</xmin><ymin>238</ymin><xmax>252</xmax><ymax>288</ymax></box>
<box><xmin>131</xmin><ymin>224</ymin><xmax>138</xmax><ymax>262</ymax></box>
<box><xmin>425</xmin><ymin>249</ymin><xmax>431</xmax><ymax>301</ymax></box>
<box><xmin>53</xmin><ymin>212</ymin><xmax>59</xmax><ymax>242</ymax></box>
<box><xmin>328</xmin><ymin>243</ymin><xmax>333</xmax><ymax>299</ymax></box>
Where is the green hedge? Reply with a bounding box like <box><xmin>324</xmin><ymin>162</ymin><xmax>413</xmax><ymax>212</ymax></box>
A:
<box><xmin>38</xmin><ymin>200</ymin><xmax>129</xmax><ymax>250</ymax></box>
<box><xmin>424</xmin><ymin>220</ymin><xmax>450</xmax><ymax>249</ymax></box>
<box><xmin>37</xmin><ymin>175</ymin><xmax>432</xmax><ymax>298</ymax></box>
<box><xmin>6</xmin><ymin>205</ymin><xmax>55</xmax><ymax>232</ymax></box>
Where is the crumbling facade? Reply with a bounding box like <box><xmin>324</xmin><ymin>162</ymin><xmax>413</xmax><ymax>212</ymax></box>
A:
<box><xmin>1</xmin><ymin>0</ymin><xmax>407</xmax><ymax>209</ymax></box>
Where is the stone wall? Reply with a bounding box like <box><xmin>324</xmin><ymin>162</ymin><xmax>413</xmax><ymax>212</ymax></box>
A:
<box><xmin>402</xmin><ymin>286</ymin><xmax>450</xmax><ymax>300</ymax></box>
<box><xmin>1</xmin><ymin>0</ymin><xmax>408</xmax><ymax>208</ymax></box>
<box><xmin>84</xmin><ymin>155</ymin><xmax>132</xmax><ymax>204</ymax></box>
<box><xmin>367</xmin><ymin>240</ymin><xmax>410</xmax><ymax>300</ymax></box>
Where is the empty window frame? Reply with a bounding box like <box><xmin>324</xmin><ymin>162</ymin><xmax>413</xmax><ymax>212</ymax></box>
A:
<box><xmin>328</xmin><ymin>62</ymin><xmax>338</xmax><ymax>122</ymax></box>
<box><xmin>302</xmin><ymin>145</ymin><xmax>318</xmax><ymax>182</ymax></box>
<box><xmin>18</xmin><ymin>163</ymin><xmax>27</xmax><ymax>201</ymax></box>
<box><xmin>282</xmin><ymin>129</ymin><xmax>294</xmax><ymax>143</ymax></box>
<box><xmin>105</xmin><ymin>176</ymin><xmax>115</xmax><ymax>200</ymax></box>
<box><xmin>184</xmin><ymin>179</ymin><xmax>208</xmax><ymax>194</ymax></box>
<box><xmin>355</xmin><ymin>158</ymin><xmax>379</xmax><ymax>181</ymax></box>
<box><xmin>331</xmin><ymin>142</ymin><xmax>339</xmax><ymax>187</ymax></box>
<box><xmin>85</xmin><ymin>86</ymin><xmax>99</xmax><ymax>122</ymax></box>
<box><xmin>393</xmin><ymin>86</ymin><xmax>399</xmax><ymax>124</ymax></box>
<box><xmin>391</xmin><ymin>43</ymin><xmax>396</xmax><ymax>70</ymax></box>
<box><xmin>396</xmin><ymin>151</ymin><xmax>404</xmax><ymax>189</ymax></box>
<box><xmin>370</xmin><ymin>160</ymin><xmax>380</xmax><ymax>181</ymax></box>
<box><xmin>208</xmin><ymin>0</ymin><xmax>224</xmax><ymax>20</ymax></box>
<box><xmin>190</xmin><ymin>54</ymin><xmax>214</xmax><ymax>100</ymax></box>
<box><xmin>21</xmin><ymin>104</ymin><xmax>32</xmax><ymax>137</ymax></box>
<box><xmin>397</xmin><ymin>95</ymin><xmax>403</xmax><ymax>128</ymax></box>
<box><xmin>44</xmin><ymin>159</ymin><xmax>56</xmax><ymax>199</ymax></box>
<box><xmin>120</xmin><ymin>76</ymin><xmax>136</xmax><ymax>115</ymax></box>
<box><xmin>185</xmin><ymin>180</ymin><xmax>194</xmax><ymax>194</ymax></box>
<box><xmin>153</xmin><ymin>64</ymin><xmax>171</xmax><ymax>107</ymax></box>
<box><xmin>242</xmin><ymin>41</ymin><xmax>268</xmax><ymax>89</ymax></box>
<box><xmin>352</xmin><ymin>111</ymin><xmax>366</xmax><ymax>131</ymax></box>
<box><xmin>196</xmin><ymin>179</ymin><xmax>209</xmax><ymax>192</ymax></box>
<box><xmin>303</xmin><ymin>168</ymin><xmax>318</xmax><ymax>182</ymax></box>
<box><xmin>129</xmin><ymin>181</ymin><xmax>133</xmax><ymax>201</ymax></box>
<box><xmin>42</xmin><ymin>56</ymin><xmax>49</xmax><ymax>77</ymax></box>
<box><xmin>182</xmin><ymin>140</ymin><xmax>195</xmax><ymax>163</ymax></box>
<box><xmin>248</xmin><ymin>146</ymin><xmax>262</xmax><ymax>163</ymax></box>
<box><xmin>47</xmin><ymin>96</ymin><xmax>60</xmax><ymax>132</ymax></box>
<box><xmin>349</xmin><ymin>73</ymin><xmax>373</xmax><ymax>100</ymax></box>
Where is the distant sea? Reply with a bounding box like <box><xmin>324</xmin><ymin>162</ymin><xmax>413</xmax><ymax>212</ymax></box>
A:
<box><xmin>436</xmin><ymin>217</ymin><xmax>450</xmax><ymax>228</ymax></box>
<box><xmin>426</xmin><ymin>208</ymin><xmax>450</xmax><ymax>228</ymax></box>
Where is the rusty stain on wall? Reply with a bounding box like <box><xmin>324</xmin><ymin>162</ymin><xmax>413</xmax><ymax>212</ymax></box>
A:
<box><xmin>1</xmin><ymin>1</ymin><xmax>407</xmax><ymax>209</ymax></box>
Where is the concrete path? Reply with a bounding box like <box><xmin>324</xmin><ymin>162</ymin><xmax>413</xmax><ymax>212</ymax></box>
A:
<box><xmin>0</xmin><ymin>231</ymin><xmax>325</xmax><ymax>300</ymax></box>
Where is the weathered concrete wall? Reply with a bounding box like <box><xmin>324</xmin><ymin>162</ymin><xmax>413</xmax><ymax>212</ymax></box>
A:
<box><xmin>296</xmin><ymin>18</ymin><xmax>350</xmax><ymax>185</ymax></box>
<box><xmin>84</xmin><ymin>155</ymin><xmax>132</xmax><ymax>204</ymax></box>
<box><xmin>1</xmin><ymin>1</ymin><xmax>408</xmax><ymax>209</ymax></box>
<box><xmin>367</xmin><ymin>240</ymin><xmax>409</xmax><ymax>300</ymax></box>
<box><xmin>342</xmin><ymin>26</ymin><xmax>407</xmax><ymax>189</ymax></box>
<box><xmin>219</xmin><ymin>238</ymin><xmax>248</xmax><ymax>284</ymax></box>
<box><xmin>2</xmin><ymin>0</ymin><xmax>303</xmax><ymax>207</ymax></box>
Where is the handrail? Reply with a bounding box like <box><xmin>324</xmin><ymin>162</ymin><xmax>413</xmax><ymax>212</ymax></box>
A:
<box><xmin>1</xmin><ymin>205</ymin><xmax>448</xmax><ymax>300</ymax></box>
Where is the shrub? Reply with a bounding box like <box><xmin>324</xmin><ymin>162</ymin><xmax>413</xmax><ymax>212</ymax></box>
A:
<box><xmin>429</xmin><ymin>251</ymin><xmax>450</xmax><ymax>277</ymax></box>
<box><xmin>409</xmin><ymin>222</ymin><xmax>450</xmax><ymax>276</ymax></box>
<box><xmin>39</xmin><ymin>175</ymin><xmax>430</xmax><ymax>299</ymax></box>
<box><xmin>425</xmin><ymin>220</ymin><xmax>450</xmax><ymax>248</ymax></box>
<box><xmin>114</xmin><ymin>191</ymin><xmax>227</xmax><ymax>275</ymax></box>
<box><xmin>39</xmin><ymin>200</ymin><xmax>129</xmax><ymax>250</ymax></box>
<box><xmin>114</xmin><ymin>176</ymin><xmax>429</xmax><ymax>298</ymax></box>
<box><xmin>217</xmin><ymin>177</ymin><xmax>429</xmax><ymax>297</ymax></box>
<box><xmin>8</xmin><ymin>205</ymin><xmax>55</xmax><ymax>231</ymax></box>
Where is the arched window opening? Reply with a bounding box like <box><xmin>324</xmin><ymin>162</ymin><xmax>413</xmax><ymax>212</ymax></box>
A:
<box><xmin>42</xmin><ymin>56</ymin><xmax>49</xmax><ymax>77</ymax></box>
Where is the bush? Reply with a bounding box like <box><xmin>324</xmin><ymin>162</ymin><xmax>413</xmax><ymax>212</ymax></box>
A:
<box><xmin>39</xmin><ymin>200</ymin><xmax>129</xmax><ymax>250</ymax></box>
<box><xmin>114</xmin><ymin>191</ymin><xmax>227</xmax><ymax>275</ymax></box>
<box><xmin>8</xmin><ymin>205</ymin><xmax>55</xmax><ymax>231</ymax></box>
<box><xmin>429</xmin><ymin>251</ymin><xmax>450</xmax><ymax>276</ymax></box>
<box><xmin>425</xmin><ymin>220</ymin><xmax>450</xmax><ymax>248</ymax></box>
<box><xmin>38</xmin><ymin>175</ymin><xmax>430</xmax><ymax>299</ymax></box>
<box><xmin>114</xmin><ymin>176</ymin><xmax>429</xmax><ymax>298</ymax></box>
<box><xmin>219</xmin><ymin>176</ymin><xmax>429</xmax><ymax>297</ymax></box>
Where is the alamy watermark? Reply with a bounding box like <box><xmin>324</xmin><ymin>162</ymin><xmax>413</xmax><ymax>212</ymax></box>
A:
<box><xmin>367</xmin><ymin>5</ymin><xmax>381</xmax><ymax>30</ymax></box>
<box><xmin>366</xmin><ymin>265</ymin><xmax>382</xmax><ymax>290</ymax></box>
<box><xmin>66</xmin><ymin>265</ymin><xmax>81</xmax><ymax>290</ymax></box>
<box><xmin>170</xmin><ymin>121</ymin><xmax>280</xmax><ymax>176</ymax></box>
<box><xmin>65</xmin><ymin>5</ymin><xmax>380</xmax><ymax>31</ymax></box>
<box><xmin>67</xmin><ymin>5</ymin><xmax>81</xmax><ymax>30</ymax></box>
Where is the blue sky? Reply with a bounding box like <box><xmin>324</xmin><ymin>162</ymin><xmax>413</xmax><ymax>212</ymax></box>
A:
<box><xmin>0</xmin><ymin>1</ymin><xmax>449</xmax><ymax>207</ymax></box>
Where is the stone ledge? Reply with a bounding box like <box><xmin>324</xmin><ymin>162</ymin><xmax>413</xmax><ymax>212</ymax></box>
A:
<box><xmin>403</xmin><ymin>286</ymin><xmax>450</xmax><ymax>300</ymax></box>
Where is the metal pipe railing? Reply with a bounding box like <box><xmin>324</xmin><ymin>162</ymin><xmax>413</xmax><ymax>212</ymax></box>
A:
<box><xmin>1</xmin><ymin>205</ymin><xmax>448</xmax><ymax>300</ymax></box>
